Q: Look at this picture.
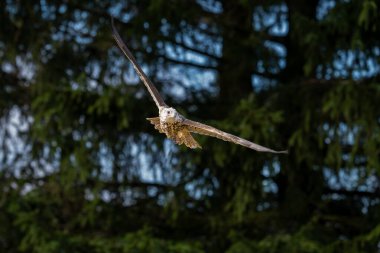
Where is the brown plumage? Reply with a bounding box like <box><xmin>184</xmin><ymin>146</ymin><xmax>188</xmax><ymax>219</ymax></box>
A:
<box><xmin>147</xmin><ymin>117</ymin><xmax>201</xmax><ymax>149</ymax></box>
<box><xmin>112</xmin><ymin>18</ymin><xmax>287</xmax><ymax>154</ymax></box>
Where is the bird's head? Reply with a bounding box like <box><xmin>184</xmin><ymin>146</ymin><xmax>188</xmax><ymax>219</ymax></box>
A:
<box><xmin>159</xmin><ymin>107</ymin><xmax>181</xmax><ymax>123</ymax></box>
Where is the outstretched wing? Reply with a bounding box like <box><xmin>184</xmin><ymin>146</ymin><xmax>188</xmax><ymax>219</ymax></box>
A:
<box><xmin>183</xmin><ymin>119</ymin><xmax>287</xmax><ymax>154</ymax></box>
<box><xmin>111</xmin><ymin>17</ymin><xmax>167</xmax><ymax>109</ymax></box>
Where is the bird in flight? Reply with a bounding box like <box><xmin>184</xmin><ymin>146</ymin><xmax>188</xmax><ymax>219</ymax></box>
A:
<box><xmin>111</xmin><ymin>18</ymin><xmax>287</xmax><ymax>154</ymax></box>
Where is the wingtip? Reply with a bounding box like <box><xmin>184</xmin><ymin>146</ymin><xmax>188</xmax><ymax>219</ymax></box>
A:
<box><xmin>263</xmin><ymin>149</ymin><xmax>288</xmax><ymax>154</ymax></box>
<box><xmin>111</xmin><ymin>16</ymin><xmax>120</xmax><ymax>38</ymax></box>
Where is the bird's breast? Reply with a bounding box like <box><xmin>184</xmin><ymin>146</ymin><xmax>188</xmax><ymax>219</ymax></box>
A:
<box><xmin>161</xmin><ymin>122</ymin><xmax>184</xmax><ymax>140</ymax></box>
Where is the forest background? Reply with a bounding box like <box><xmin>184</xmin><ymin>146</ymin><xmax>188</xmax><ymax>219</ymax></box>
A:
<box><xmin>1</xmin><ymin>0</ymin><xmax>380</xmax><ymax>252</ymax></box>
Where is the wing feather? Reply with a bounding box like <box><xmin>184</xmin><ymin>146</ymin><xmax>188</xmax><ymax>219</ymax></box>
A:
<box><xmin>183</xmin><ymin>119</ymin><xmax>287</xmax><ymax>154</ymax></box>
<box><xmin>147</xmin><ymin>118</ymin><xmax>201</xmax><ymax>149</ymax></box>
<box><xmin>146</xmin><ymin>117</ymin><xmax>165</xmax><ymax>133</ymax></box>
<box><xmin>111</xmin><ymin>18</ymin><xmax>167</xmax><ymax>109</ymax></box>
<box><xmin>175</xmin><ymin>128</ymin><xmax>202</xmax><ymax>149</ymax></box>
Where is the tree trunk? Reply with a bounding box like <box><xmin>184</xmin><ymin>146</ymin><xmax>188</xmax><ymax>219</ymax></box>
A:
<box><xmin>217</xmin><ymin>0</ymin><xmax>254</xmax><ymax>108</ymax></box>
<box><xmin>281</xmin><ymin>0</ymin><xmax>319</xmax><ymax>82</ymax></box>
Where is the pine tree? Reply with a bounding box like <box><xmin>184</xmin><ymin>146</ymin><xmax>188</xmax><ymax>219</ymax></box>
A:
<box><xmin>1</xmin><ymin>0</ymin><xmax>379</xmax><ymax>252</ymax></box>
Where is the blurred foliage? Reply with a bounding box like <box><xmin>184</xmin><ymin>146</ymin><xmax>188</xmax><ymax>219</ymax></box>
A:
<box><xmin>1</xmin><ymin>0</ymin><xmax>380</xmax><ymax>252</ymax></box>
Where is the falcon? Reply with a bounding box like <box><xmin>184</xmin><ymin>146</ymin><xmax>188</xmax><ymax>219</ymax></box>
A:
<box><xmin>111</xmin><ymin>18</ymin><xmax>287</xmax><ymax>154</ymax></box>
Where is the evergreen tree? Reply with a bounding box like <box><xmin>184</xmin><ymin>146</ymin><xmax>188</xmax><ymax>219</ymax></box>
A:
<box><xmin>1</xmin><ymin>0</ymin><xmax>379</xmax><ymax>252</ymax></box>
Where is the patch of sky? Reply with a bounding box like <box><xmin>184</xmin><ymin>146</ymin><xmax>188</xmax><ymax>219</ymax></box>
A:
<box><xmin>5</xmin><ymin>0</ymin><xmax>18</xmax><ymax>17</ymax></box>
<box><xmin>253</xmin><ymin>4</ymin><xmax>288</xmax><ymax>36</ymax></box>
<box><xmin>0</xmin><ymin>107</ymin><xmax>32</xmax><ymax>175</ymax></box>
<box><xmin>196</xmin><ymin>0</ymin><xmax>223</xmax><ymax>14</ymax></box>
<box><xmin>106</xmin><ymin>47</ymin><xmax>152</xmax><ymax>90</ymax></box>
<box><xmin>58</xmin><ymin>3</ymin><xmax>67</xmax><ymax>14</ymax></box>
<box><xmin>262</xmin><ymin>161</ymin><xmax>281</xmax><ymax>194</ymax></box>
<box><xmin>100</xmin><ymin>136</ymin><xmax>183</xmax><ymax>187</ymax></box>
<box><xmin>139</xmin><ymin>147</ymin><xmax>162</xmax><ymax>183</ymax></box>
<box><xmin>1</xmin><ymin>61</ymin><xmax>14</xmax><ymax>74</ymax></box>
<box><xmin>185</xmin><ymin>168</ymin><xmax>219</xmax><ymax>200</ymax></box>
<box><xmin>153</xmin><ymin>30</ymin><xmax>219</xmax><ymax>98</ymax></box>
<box><xmin>323</xmin><ymin>167</ymin><xmax>378</xmax><ymax>192</ymax></box>
<box><xmin>109</xmin><ymin>2</ymin><xmax>135</xmax><ymax>23</ymax></box>
<box><xmin>262</xmin><ymin>179</ymin><xmax>278</xmax><ymax>194</ymax></box>
<box><xmin>40</xmin><ymin>0</ymin><xmax>57</xmax><ymax>20</ymax></box>
<box><xmin>160</xmin><ymin>18</ymin><xmax>170</xmax><ymax>36</ymax></box>
<box><xmin>317</xmin><ymin>49</ymin><xmax>379</xmax><ymax>80</ymax></box>
<box><xmin>109</xmin><ymin>12</ymin><xmax>220</xmax><ymax>97</ymax></box>
<box><xmin>50</xmin><ymin>9</ymin><xmax>98</xmax><ymax>45</ymax></box>
<box><xmin>157</xmin><ymin>65</ymin><xmax>217</xmax><ymax>101</ymax></box>
<box><xmin>3</xmin><ymin>56</ymin><xmax>35</xmax><ymax>83</ymax></box>
<box><xmin>252</xmin><ymin>75</ymin><xmax>277</xmax><ymax>91</ymax></box>
<box><xmin>316</xmin><ymin>0</ymin><xmax>336</xmax><ymax>20</ymax></box>
<box><xmin>98</xmin><ymin>142</ymin><xmax>115</xmax><ymax>179</ymax></box>
<box><xmin>121</xmin><ymin>65</ymin><xmax>141</xmax><ymax>84</ymax></box>
<box><xmin>251</xmin><ymin>4</ymin><xmax>288</xmax><ymax>90</ymax></box>
<box><xmin>180</xmin><ymin>32</ymin><xmax>222</xmax><ymax>58</ymax></box>
<box><xmin>322</xmin><ymin>123</ymin><xmax>359</xmax><ymax>146</ymax></box>
<box><xmin>165</xmin><ymin>43</ymin><xmax>209</xmax><ymax>66</ymax></box>
<box><xmin>16</xmin><ymin>55</ymin><xmax>36</xmax><ymax>82</ymax></box>
<box><xmin>264</xmin><ymin>41</ymin><xmax>286</xmax><ymax>58</ymax></box>
<box><xmin>261</xmin><ymin>40</ymin><xmax>287</xmax><ymax>74</ymax></box>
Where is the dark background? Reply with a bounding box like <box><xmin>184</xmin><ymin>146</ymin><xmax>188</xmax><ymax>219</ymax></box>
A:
<box><xmin>1</xmin><ymin>0</ymin><xmax>380</xmax><ymax>252</ymax></box>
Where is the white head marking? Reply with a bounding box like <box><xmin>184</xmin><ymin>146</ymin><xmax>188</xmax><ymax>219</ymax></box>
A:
<box><xmin>159</xmin><ymin>107</ymin><xmax>182</xmax><ymax>124</ymax></box>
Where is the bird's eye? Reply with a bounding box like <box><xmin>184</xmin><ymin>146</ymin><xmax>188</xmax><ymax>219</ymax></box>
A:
<box><xmin>167</xmin><ymin>111</ymin><xmax>171</xmax><ymax>114</ymax></box>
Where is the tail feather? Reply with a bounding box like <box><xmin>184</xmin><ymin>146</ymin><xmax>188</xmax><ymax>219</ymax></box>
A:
<box><xmin>147</xmin><ymin>118</ymin><xmax>201</xmax><ymax>149</ymax></box>
<box><xmin>175</xmin><ymin>129</ymin><xmax>202</xmax><ymax>149</ymax></box>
